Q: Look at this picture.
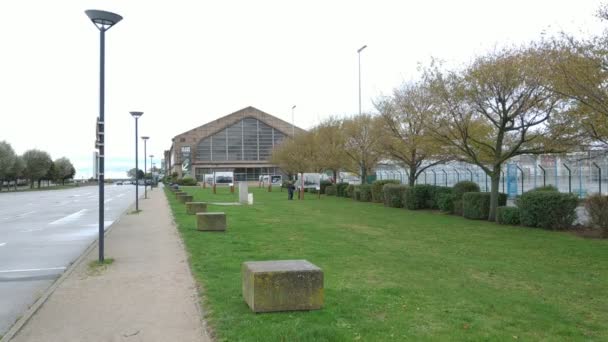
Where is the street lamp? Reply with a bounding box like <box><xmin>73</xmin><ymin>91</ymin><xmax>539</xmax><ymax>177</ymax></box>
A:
<box><xmin>357</xmin><ymin>44</ymin><xmax>367</xmax><ymax>115</ymax></box>
<box><xmin>131</xmin><ymin>112</ymin><xmax>143</xmax><ymax>210</ymax></box>
<box><xmin>141</xmin><ymin>136</ymin><xmax>149</xmax><ymax>199</ymax></box>
<box><xmin>291</xmin><ymin>105</ymin><xmax>296</xmax><ymax>137</ymax></box>
<box><xmin>85</xmin><ymin>9</ymin><xmax>122</xmax><ymax>263</ymax></box>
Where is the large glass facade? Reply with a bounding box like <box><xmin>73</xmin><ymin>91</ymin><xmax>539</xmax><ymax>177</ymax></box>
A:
<box><xmin>195</xmin><ymin>117</ymin><xmax>285</xmax><ymax>162</ymax></box>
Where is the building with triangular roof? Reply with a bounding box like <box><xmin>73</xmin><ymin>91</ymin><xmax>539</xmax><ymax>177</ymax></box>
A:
<box><xmin>164</xmin><ymin>106</ymin><xmax>305</xmax><ymax>181</ymax></box>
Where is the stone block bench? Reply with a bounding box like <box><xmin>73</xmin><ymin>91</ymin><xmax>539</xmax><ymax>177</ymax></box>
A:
<box><xmin>196</xmin><ymin>212</ymin><xmax>226</xmax><ymax>231</ymax></box>
<box><xmin>241</xmin><ymin>260</ymin><xmax>323</xmax><ymax>313</ymax></box>
<box><xmin>174</xmin><ymin>191</ymin><xmax>186</xmax><ymax>198</ymax></box>
<box><xmin>177</xmin><ymin>194</ymin><xmax>193</xmax><ymax>204</ymax></box>
<box><xmin>186</xmin><ymin>202</ymin><xmax>207</xmax><ymax>215</ymax></box>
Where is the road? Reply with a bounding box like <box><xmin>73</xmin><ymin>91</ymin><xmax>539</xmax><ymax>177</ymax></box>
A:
<box><xmin>0</xmin><ymin>184</ymin><xmax>146</xmax><ymax>335</ymax></box>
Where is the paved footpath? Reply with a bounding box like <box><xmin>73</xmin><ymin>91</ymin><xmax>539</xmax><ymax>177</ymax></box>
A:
<box><xmin>8</xmin><ymin>187</ymin><xmax>210</xmax><ymax>342</ymax></box>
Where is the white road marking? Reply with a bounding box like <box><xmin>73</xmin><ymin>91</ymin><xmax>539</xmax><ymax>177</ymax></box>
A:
<box><xmin>0</xmin><ymin>243</ymin><xmax>6</xmax><ymax>247</ymax></box>
<box><xmin>49</xmin><ymin>209</ymin><xmax>88</xmax><ymax>225</ymax></box>
<box><xmin>20</xmin><ymin>227</ymin><xmax>44</xmax><ymax>232</ymax></box>
<box><xmin>116</xmin><ymin>193</ymin><xmax>125</xmax><ymax>198</ymax></box>
<box><xmin>0</xmin><ymin>266</ymin><xmax>66</xmax><ymax>274</ymax></box>
<box><xmin>104</xmin><ymin>198</ymin><xmax>113</xmax><ymax>203</ymax></box>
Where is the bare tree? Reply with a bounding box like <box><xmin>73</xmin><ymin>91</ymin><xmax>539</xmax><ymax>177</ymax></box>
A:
<box><xmin>341</xmin><ymin>114</ymin><xmax>385</xmax><ymax>184</ymax></box>
<box><xmin>311</xmin><ymin>116</ymin><xmax>347</xmax><ymax>183</ymax></box>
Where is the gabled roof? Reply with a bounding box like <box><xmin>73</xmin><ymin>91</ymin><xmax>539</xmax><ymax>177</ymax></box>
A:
<box><xmin>173</xmin><ymin>106</ymin><xmax>305</xmax><ymax>141</ymax></box>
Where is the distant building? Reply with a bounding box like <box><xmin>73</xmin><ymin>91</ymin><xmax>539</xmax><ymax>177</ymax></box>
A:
<box><xmin>167</xmin><ymin>106</ymin><xmax>305</xmax><ymax>181</ymax></box>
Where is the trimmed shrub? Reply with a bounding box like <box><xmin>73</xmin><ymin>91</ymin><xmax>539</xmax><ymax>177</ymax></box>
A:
<box><xmin>404</xmin><ymin>184</ymin><xmax>451</xmax><ymax>210</ymax></box>
<box><xmin>353</xmin><ymin>186</ymin><xmax>361</xmax><ymax>201</ymax></box>
<box><xmin>530</xmin><ymin>185</ymin><xmax>559</xmax><ymax>192</ymax></box>
<box><xmin>585</xmin><ymin>194</ymin><xmax>608</xmax><ymax>238</ymax></box>
<box><xmin>320</xmin><ymin>180</ymin><xmax>333</xmax><ymax>194</ymax></box>
<box><xmin>437</xmin><ymin>193</ymin><xmax>457</xmax><ymax>213</ymax></box>
<box><xmin>325</xmin><ymin>184</ymin><xmax>337</xmax><ymax>196</ymax></box>
<box><xmin>371</xmin><ymin>180</ymin><xmax>400</xmax><ymax>203</ymax></box>
<box><xmin>177</xmin><ymin>176</ymin><xmax>197</xmax><ymax>186</ymax></box>
<box><xmin>345</xmin><ymin>184</ymin><xmax>356</xmax><ymax>198</ymax></box>
<box><xmin>462</xmin><ymin>192</ymin><xmax>508</xmax><ymax>220</ymax></box>
<box><xmin>517</xmin><ymin>191</ymin><xmax>578</xmax><ymax>230</ymax></box>
<box><xmin>358</xmin><ymin>184</ymin><xmax>372</xmax><ymax>202</ymax></box>
<box><xmin>496</xmin><ymin>206</ymin><xmax>520</xmax><ymax>225</ymax></box>
<box><xmin>451</xmin><ymin>181</ymin><xmax>481</xmax><ymax>215</ymax></box>
<box><xmin>336</xmin><ymin>182</ymin><xmax>349</xmax><ymax>197</ymax></box>
<box><xmin>383</xmin><ymin>184</ymin><xmax>408</xmax><ymax>208</ymax></box>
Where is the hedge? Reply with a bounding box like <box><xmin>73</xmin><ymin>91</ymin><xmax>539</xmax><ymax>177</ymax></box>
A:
<box><xmin>371</xmin><ymin>180</ymin><xmax>400</xmax><ymax>203</ymax></box>
<box><xmin>451</xmin><ymin>181</ymin><xmax>480</xmax><ymax>215</ymax></box>
<box><xmin>585</xmin><ymin>194</ymin><xmax>608</xmax><ymax>238</ymax></box>
<box><xmin>496</xmin><ymin>206</ymin><xmax>520</xmax><ymax>225</ymax></box>
<box><xmin>383</xmin><ymin>184</ymin><xmax>408</xmax><ymax>208</ymax></box>
<box><xmin>405</xmin><ymin>184</ymin><xmax>452</xmax><ymax>210</ymax></box>
<box><xmin>437</xmin><ymin>193</ymin><xmax>457</xmax><ymax>213</ymax></box>
<box><xmin>357</xmin><ymin>184</ymin><xmax>372</xmax><ymax>202</ymax></box>
<box><xmin>325</xmin><ymin>184</ymin><xmax>337</xmax><ymax>196</ymax></box>
<box><xmin>345</xmin><ymin>184</ymin><xmax>356</xmax><ymax>198</ymax></box>
<box><xmin>320</xmin><ymin>180</ymin><xmax>333</xmax><ymax>194</ymax></box>
<box><xmin>336</xmin><ymin>182</ymin><xmax>349</xmax><ymax>197</ymax></box>
<box><xmin>517</xmin><ymin>191</ymin><xmax>578</xmax><ymax>230</ymax></box>
<box><xmin>462</xmin><ymin>192</ymin><xmax>507</xmax><ymax>220</ymax></box>
<box><xmin>530</xmin><ymin>185</ymin><xmax>559</xmax><ymax>192</ymax></box>
<box><xmin>177</xmin><ymin>176</ymin><xmax>197</xmax><ymax>186</ymax></box>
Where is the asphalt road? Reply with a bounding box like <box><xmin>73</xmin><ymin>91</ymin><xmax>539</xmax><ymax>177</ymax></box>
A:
<box><xmin>0</xmin><ymin>184</ymin><xmax>145</xmax><ymax>335</ymax></box>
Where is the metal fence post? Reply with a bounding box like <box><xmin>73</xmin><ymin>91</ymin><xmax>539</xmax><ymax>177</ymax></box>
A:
<box><xmin>593</xmin><ymin>162</ymin><xmax>602</xmax><ymax>194</ymax></box>
<box><xmin>516</xmin><ymin>165</ymin><xmax>524</xmax><ymax>195</ymax></box>
<box><xmin>442</xmin><ymin>169</ymin><xmax>448</xmax><ymax>187</ymax></box>
<box><xmin>538</xmin><ymin>165</ymin><xmax>546</xmax><ymax>187</ymax></box>
<box><xmin>431</xmin><ymin>169</ymin><xmax>437</xmax><ymax>186</ymax></box>
<box><xmin>563</xmin><ymin>163</ymin><xmax>571</xmax><ymax>193</ymax></box>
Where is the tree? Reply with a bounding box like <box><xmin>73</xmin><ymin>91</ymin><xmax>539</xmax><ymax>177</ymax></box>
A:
<box><xmin>127</xmin><ymin>168</ymin><xmax>144</xmax><ymax>180</ymax></box>
<box><xmin>54</xmin><ymin>157</ymin><xmax>76</xmax><ymax>185</ymax></box>
<box><xmin>427</xmin><ymin>48</ymin><xmax>573</xmax><ymax>221</ymax></box>
<box><xmin>45</xmin><ymin>162</ymin><xmax>58</xmax><ymax>187</ymax></box>
<box><xmin>271</xmin><ymin>132</ymin><xmax>320</xmax><ymax>199</ymax></box>
<box><xmin>311</xmin><ymin>117</ymin><xmax>347</xmax><ymax>183</ymax></box>
<box><xmin>6</xmin><ymin>156</ymin><xmax>24</xmax><ymax>190</ymax></box>
<box><xmin>376</xmin><ymin>81</ymin><xmax>450</xmax><ymax>186</ymax></box>
<box><xmin>22</xmin><ymin>149</ymin><xmax>52</xmax><ymax>189</ymax></box>
<box><xmin>341</xmin><ymin>114</ymin><xmax>385</xmax><ymax>184</ymax></box>
<box><xmin>0</xmin><ymin>141</ymin><xmax>16</xmax><ymax>190</ymax></box>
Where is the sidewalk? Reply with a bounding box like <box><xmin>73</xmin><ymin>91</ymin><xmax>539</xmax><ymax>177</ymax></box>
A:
<box><xmin>9</xmin><ymin>187</ymin><xmax>210</xmax><ymax>342</ymax></box>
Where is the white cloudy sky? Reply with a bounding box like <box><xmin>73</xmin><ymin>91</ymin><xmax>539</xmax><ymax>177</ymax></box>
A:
<box><xmin>0</xmin><ymin>0</ymin><xmax>604</xmax><ymax>179</ymax></box>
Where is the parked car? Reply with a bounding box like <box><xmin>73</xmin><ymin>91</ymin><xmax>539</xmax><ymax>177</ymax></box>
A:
<box><xmin>116</xmin><ymin>181</ymin><xmax>123</xmax><ymax>185</ymax></box>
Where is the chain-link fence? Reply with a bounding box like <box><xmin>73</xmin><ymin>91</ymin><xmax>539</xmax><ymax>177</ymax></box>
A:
<box><xmin>376</xmin><ymin>152</ymin><xmax>608</xmax><ymax>198</ymax></box>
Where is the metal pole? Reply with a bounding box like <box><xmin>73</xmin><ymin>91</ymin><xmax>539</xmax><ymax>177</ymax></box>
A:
<box><xmin>98</xmin><ymin>29</ymin><xmax>105</xmax><ymax>263</ymax></box>
<box><xmin>442</xmin><ymin>169</ymin><xmax>447</xmax><ymax>187</ymax></box>
<box><xmin>150</xmin><ymin>155</ymin><xmax>153</xmax><ymax>190</ymax></box>
<box><xmin>516</xmin><ymin>165</ymin><xmax>524</xmax><ymax>195</ymax></box>
<box><xmin>431</xmin><ymin>169</ymin><xmax>437</xmax><ymax>186</ymax></box>
<box><xmin>593</xmin><ymin>162</ymin><xmax>601</xmax><ymax>194</ymax></box>
<box><xmin>143</xmin><ymin>139</ymin><xmax>147</xmax><ymax>199</ymax></box>
<box><xmin>291</xmin><ymin>105</ymin><xmax>296</xmax><ymax>136</ymax></box>
<box><xmin>563</xmin><ymin>163</ymin><xmax>571</xmax><ymax>193</ymax></box>
<box><xmin>135</xmin><ymin>117</ymin><xmax>139</xmax><ymax>210</ymax></box>
<box><xmin>467</xmin><ymin>169</ymin><xmax>473</xmax><ymax>181</ymax></box>
<box><xmin>357</xmin><ymin>45</ymin><xmax>367</xmax><ymax>115</ymax></box>
<box><xmin>538</xmin><ymin>165</ymin><xmax>546</xmax><ymax>187</ymax></box>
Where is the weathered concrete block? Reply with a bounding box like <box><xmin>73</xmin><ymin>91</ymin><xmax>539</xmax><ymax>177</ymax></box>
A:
<box><xmin>239</xmin><ymin>182</ymin><xmax>249</xmax><ymax>204</ymax></box>
<box><xmin>196</xmin><ymin>212</ymin><xmax>226</xmax><ymax>231</ymax></box>
<box><xmin>242</xmin><ymin>260</ymin><xmax>323</xmax><ymax>313</ymax></box>
<box><xmin>186</xmin><ymin>202</ymin><xmax>207</xmax><ymax>215</ymax></box>
<box><xmin>177</xmin><ymin>194</ymin><xmax>193</xmax><ymax>204</ymax></box>
<box><xmin>174</xmin><ymin>191</ymin><xmax>186</xmax><ymax>198</ymax></box>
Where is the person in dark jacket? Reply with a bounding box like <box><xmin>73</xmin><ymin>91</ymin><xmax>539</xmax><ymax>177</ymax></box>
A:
<box><xmin>287</xmin><ymin>182</ymin><xmax>296</xmax><ymax>200</ymax></box>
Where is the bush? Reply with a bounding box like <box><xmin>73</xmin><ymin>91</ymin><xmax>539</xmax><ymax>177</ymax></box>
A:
<box><xmin>585</xmin><ymin>194</ymin><xmax>608</xmax><ymax>238</ymax></box>
<box><xmin>383</xmin><ymin>184</ymin><xmax>408</xmax><ymax>208</ymax></box>
<box><xmin>451</xmin><ymin>181</ymin><xmax>481</xmax><ymax>215</ymax></box>
<box><xmin>531</xmin><ymin>185</ymin><xmax>559</xmax><ymax>192</ymax></box>
<box><xmin>517</xmin><ymin>191</ymin><xmax>578</xmax><ymax>230</ymax></box>
<box><xmin>325</xmin><ymin>184</ymin><xmax>337</xmax><ymax>196</ymax></box>
<box><xmin>320</xmin><ymin>180</ymin><xmax>333</xmax><ymax>194</ymax></box>
<box><xmin>371</xmin><ymin>180</ymin><xmax>400</xmax><ymax>203</ymax></box>
<box><xmin>437</xmin><ymin>193</ymin><xmax>457</xmax><ymax>213</ymax></box>
<box><xmin>345</xmin><ymin>184</ymin><xmax>356</xmax><ymax>198</ymax></box>
<box><xmin>336</xmin><ymin>183</ymin><xmax>349</xmax><ymax>197</ymax></box>
<box><xmin>352</xmin><ymin>186</ymin><xmax>361</xmax><ymax>200</ymax></box>
<box><xmin>177</xmin><ymin>176</ymin><xmax>197</xmax><ymax>186</ymax></box>
<box><xmin>462</xmin><ymin>192</ymin><xmax>508</xmax><ymax>220</ymax></box>
<box><xmin>358</xmin><ymin>184</ymin><xmax>372</xmax><ymax>202</ymax></box>
<box><xmin>496</xmin><ymin>206</ymin><xmax>520</xmax><ymax>225</ymax></box>
<box><xmin>404</xmin><ymin>185</ymin><xmax>451</xmax><ymax>210</ymax></box>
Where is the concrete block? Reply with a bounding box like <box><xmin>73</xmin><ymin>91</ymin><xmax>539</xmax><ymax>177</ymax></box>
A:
<box><xmin>242</xmin><ymin>260</ymin><xmax>323</xmax><ymax>313</ymax></box>
<box><xmin>186</xmin><ymin>202</ymin><xmax>207</xmax><ymax>215</ymax></box>
<box><xmin>196</xmin><ymin>212</ymin><xmax>226</xmax><ymax>231</ymax></box>
<box><xmin>177</xmin><ymin>194</ymin><xmax>193</xmax><ymax>204</ymax></box>
<box><xmin>239</xmin><ymin>182</ymin><xmax>249</xmax><ymax>204</ymax></box>
<box><xmin>175</xmin><ymin>191</ymin><xmax>186</xmax><ymax>198</ymax></box>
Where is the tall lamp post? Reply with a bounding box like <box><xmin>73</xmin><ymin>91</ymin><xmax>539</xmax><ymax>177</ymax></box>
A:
<box><xmin>291</xmin><ymin>105</ymin><xmax>296</xmax><ymax>137</ymax></box>
<box><xmin>357</xmin><ymin>45</ymin><xmax>367</xmax><ymax>115</ymax></box>
<box><xmin>85</xmin><ymin>9</ymin><xmax>122</xmax><ymax>263</ymax></box>
<box><xmin>141</xmin><ymin>136</ymin><xmax>149</xmax><ymax>199</ymax></box>
<box><xmin>149</xmin><ymin>154</ymin><xmax>154</xmax><ymax>190</ymax></box>
<box><xmin>131</xmin><ymin>112</ymin><xmax>143</xmax><ymax>209</ymax></box>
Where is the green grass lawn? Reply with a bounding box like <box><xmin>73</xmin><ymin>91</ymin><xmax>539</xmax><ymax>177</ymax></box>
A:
<box><xmin>166</xmin><ymin>186</ymin><xmax>608</xmax><ymax>341</ymax></box>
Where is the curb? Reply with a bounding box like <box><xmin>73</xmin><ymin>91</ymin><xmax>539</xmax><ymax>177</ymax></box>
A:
<box><xmin>0</xmin><ymin>198</ymin><xmax>139</xmax><ymax>342</ymax></box>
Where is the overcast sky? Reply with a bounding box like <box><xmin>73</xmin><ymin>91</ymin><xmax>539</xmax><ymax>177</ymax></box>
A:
<box><xmin>0</xmin><ymin>0</ymin><xmax>604</xmax><ymax>179</ymax></box>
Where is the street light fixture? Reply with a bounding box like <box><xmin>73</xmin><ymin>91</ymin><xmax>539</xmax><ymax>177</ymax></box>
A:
<box><xmin>131</xmin><ymin>112</ymin><xmax>143</xmax><ymax>210</ymax></box>
<box><xmin>141</xmin><ymin>136</ymin><xmax>149</xmax><ymax>199</ymax></box>
<box><xmin>85</xmin><ymin>9</ymin><xmax>122</xmax><ymax>263</ymax></box>
<box><xmin>291</xmin><ymin>105</ymin><xmax>296</xmax><ymax>137</ymax></box>
<box><xmin>357</xmin><ymin>44</ymin><xmax>367</xmax><ymax>116</ymax></box>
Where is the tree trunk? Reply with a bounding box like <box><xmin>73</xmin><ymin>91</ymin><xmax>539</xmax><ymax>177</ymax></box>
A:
<box><xmin>361</xmin><ymin>165</ymin><xmax>367</xmax><ymax>185</ymax></box>
<box><xmin>488</xmin><ymin>168</ymin><xmax>501</xmax><ymax>222</ymax></box>
<box><xmin>409</xmin><ymin>165</ymin><xmax>417</xmax><ymax>186</ymax></box>
<box><xmin>38</xmin><ymin>179</ymin><xmax>41</xmax><ymax>188</ymax></box>
<box><xmin>300</xmin><ymin>172</ymin><xmax>304</xmax><ymax>200</ymax></box>
<box><xmin>332</xmin><ymin>170</ymin><xmax>337</xmax><ymax>184</ymax></box>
